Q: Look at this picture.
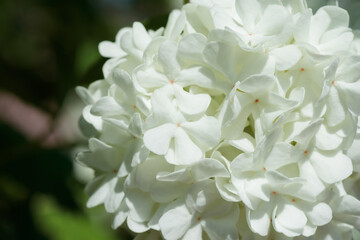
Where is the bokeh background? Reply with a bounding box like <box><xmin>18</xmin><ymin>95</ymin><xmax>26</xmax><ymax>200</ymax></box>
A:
<box><xmin>0</xmin><ymin>0</ymin><xmax>359</xmax><ymax>239</ymax></box>
<box><xmin>0</xmin><ymin>0</ymin><xmax>181</xmax><ymax>239</ymax></box>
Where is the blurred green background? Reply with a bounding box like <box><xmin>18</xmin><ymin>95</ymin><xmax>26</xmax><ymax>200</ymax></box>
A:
<box><xmin>0</xmin><ymin>0</ymin><xmax>181</xmax><ymax>239</ymax></box>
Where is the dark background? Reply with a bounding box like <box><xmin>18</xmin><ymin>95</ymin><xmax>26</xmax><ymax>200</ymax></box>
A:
<box><xmin>0</xmin><ymin>0</ymin><xmax>180</xmax><ymax>239</ymax></box>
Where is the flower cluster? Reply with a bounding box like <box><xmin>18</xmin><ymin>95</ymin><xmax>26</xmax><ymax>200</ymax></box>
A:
<box><xmin>76</xmin><ymin>0</ymin><xmax>360</xmax><ymax>239</ymax></box>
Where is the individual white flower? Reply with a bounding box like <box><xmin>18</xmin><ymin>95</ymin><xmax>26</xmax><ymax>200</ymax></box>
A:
<box><xmin>183</xmin><ymin>0</ymin><xmax>238</xmax><ymax>36</ymax></box>
<box><xmin>313</xmin><ymin>183</ymin><xmax>360</xmax><ymax>240</ymax></box>
<box><xmin>76</xmin><ymin>80</ymin><xmax>110</xmax><ymax>134</ymax></box>
<box><xmin>126</xmin><ymin>156</ymin><xmax>233</xmax><ymax>235</ymax></box>
<box><xmin>221</xmin><ymin>74</ymin><xmax>298</xmax><ymax>135</ymax></box>
<box><xmin>76</xmin><ymin>138</ymin><xmax>127</xmax><ymax>214</ymax></box>
<box><xmin>135</xmin><ymin>39</ymin><xmax>222</xmax><ymax>95</ymax></box>
<box><xmin>294</xmin><ymin>6</ymin><xmax>354</xmax><ymax>55</ymax></box>
<box><xmin>159</xmin><ymin>181</ymin><xmax>240</xmax><ymax>240</ymax></box>
<box><xmin>321</xmin><ymin>56</ymin><xmax>360</xmax><ymax>123</ymax></box>
<box><xmin>99</xmin><ymin>10</ymin><xmax>187</xmax><ymax>78</ymax></box>
<box><xmin>187</xmin><ymin>0</ymin><xmax>296</xmax><ymax>51</ymax></box>
<box><xmin>91</xmin><ymin>69</ymin><xmax>150</xmax><ymax>119</ymax></box>
<box><xmin>233</xmin><ymin>0</ymin><xmax>294</xmax><ymax>49</ymax></box>
<box><xmin>99</xmin><ymin>22</ymin><xmax>163</xmax><ymax>78</ymax></box>
<box><xmin>143</xmin><ymin>85</ymin><xmax>221</xmax><ymax>165</ymax></box>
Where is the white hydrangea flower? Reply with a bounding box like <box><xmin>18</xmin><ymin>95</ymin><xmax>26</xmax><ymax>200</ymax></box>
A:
<box><xmin>294</xmin><ymin>6</ymin><xmax>354</xmax><ymax>55</ymax></box>
<box><xmin>76</xmin><ymin>0</ymin><xmax>360</xmax><ymax>239</ymax></box>
<box><xmin>159</xmin><ymin>181</ymin><xmax>239</xmax><ymax>240</ymax></box>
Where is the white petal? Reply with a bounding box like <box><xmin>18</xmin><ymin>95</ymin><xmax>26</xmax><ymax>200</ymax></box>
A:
<box><xmin>337</xmin><ymin>80</ymin><xmax>360</xmax><ymax>116</ymax></box>
<box><xmin>164</xmin><ymin>10</ymin><xmax>186</xmax><ymax>39</ymax></box>
<box><xmin>231</xmin><ymin>177</ymin><xmax>255</xmax><ymax>209</ymax></box>
<box><xmin>150</xmin><ymin>181</ymin><xmax>188</xmax><ymax>203</ymax></box>
<box><xmin>191</xmin><ymin>158</ymin><xmax>230</xmax><ymax>181</ymax></box>
<box><xmin>76</xmin><ymin>86</ymin><xmax>94</xmax><ymax>105</ymax></box>
<box><xmin>270</xmin><ymin>45</ymin><xmax>302</xmax><ymax>71</ymax></box>
<box><xmin>127</xmin><ymin>217</ymin><xmax>149</xmax><ymax>233</ymax></box>
<box><xmin>176</xmin><ymin>67</ymin><xmax>224</xmax><ymax>91</ymax></box>
<box><xmin>178</xmin><ymin>33</ymin><xmax>207</xmax><ymax>63</ymax></box>
<box><xmin>112</xmin><ymin>200</ymin><xmax>129</xmax><ymax>229</ymax></box>
<box><xmin>231</xmin><ymin>152</ymin><xmax>254</xmax><ymax>173</ymax></box>
<box><xmin>158</xmin><ymin>40</ymin><xmax>180</xmax><ymax>79</ymax></box>
<box><xmin>120</xmin><ymin>31</ymin><xmax>142</xmax><ymax>59</ymax></box>
<box><xmin>293</xmin><ymin>119</ymin><xmax>322</xmax><ymax>147</ymax></box>
<box><xmin>102</xmin><ymin>57</ymin><xmax>127</xmax><ymax>78</ymax></box>
<box><xmin>182</xmin><ymin>116</ymin><xmax>221</xmax><ymax>150</ymax></box>
<box><xmin>148</xmin><ymin>86</ymin><xmax>178</xmax><ymax>125</ymax></box>
<box><xmin>100</xmin><ymin>119</ymin><xmax>132</xmax><ymax>147</ymax></box>
<box><xmin>245</xmin><ymin>176</ymin><xmax>270</xmax><ymax>202</ymax></box>
<box><xmin>203</xmin><ymin>204</ymin><xmax>240</xmax><ymax>240</ymax></box>
<box><xmin>86</xmin><ymin>176</ymin><xmax>109</xmax><ymax>208</ymax></box>
<box><xmin>246</xmin><ymin>202</ymin><xmax>271</xmax><ymax>236</ymax></box>
<box><xmin>332</xmin><ymin>194</ymin><xmax>360</xmax><ymax>217</ymax></box>
<box><xmin>325</xmin><ymin>87</ymin><xmax>346</xmax><ymax>127</ymax></box>
<box><xmin>128</xmin><ymin>113</ymin><xmax>143</xmax><ymax>138</ymax></box>
<box><xmin>105</xmin><ymin>178</ymin><xmax>125</xmax><ymax>213</ymax></box>
<box><xmin>159</xmin><ymin>202</ymin><xmax>192</xmax><ymax>239</ymax></box>
<box><xmin>215</xmin><ymin>178</ymin><xmax>241</xmax><ymax>202</ymax></box>
<box><xmin>174</xmin><ymin>85</ymin><xmax>211</xmax><ymax>116</ymax></box>
<box><xmin>237</xmin><ymin>75</ymin><xmax>275</xmax><ymax>94</ymax></box>
<box><xmin>203</xmin><ymin>41</ymin><xmax>238</xmax><ymax>82</ymax></box>
<box><xmin>227</xmin><ymin>132</ymin><xmax>255</xmax><ymax>152</ymax></box>
<box><xmin>99</xmin><ymin>41</ymin><xmax>125</xmax><ymax>58</ymax></box>
<box><xmin>156</xmin><ymin>168</ymin><xmax>191</xmax><ymax>182</ymax></box>
<box><xmin>172</xmin><ymin>128</ymin><xmax>203</xmax><ymax>165</ymax></box>
<box><xmin>297</xmin><ymin>160</ymin><xmax>326</xmax><ymax>201</ymax></box>
<box><xmin>81</xmin><ymin>105</ymin><xmax>103</xmax><ymax>132</ymax></box>
<box><xmin>79</xmin><ymin>138</ymin><xmax>121</xmax><ymax>172</ymax></box>
<box><xmin>132</xmin><ymin>22</ymin><xmax>151</xmax><ymax>51</ymax></box>
<box><xmin>182</xmin><ymin>223</ymin><xmax>202</xmax><ymax>240</ymax></box>
<box><xmin>183</xmin><ymin>4</ymin><xmax>214</xmax><ymax>35</ymax></box>
<box><xmin>135</xmin><ymin>156</ymin><xmax>170</xmax><ymax>192</ymax></box>
<box><xmin>273</xmin><ymin>203</ymin><xmax>307</xmax><ymax>237</ymax></box>
<box><xmin>265</xmin><ymin>142</ymin><xmax>297</xmax><ymax>170</ymax></box>
<box><xmin>91</xmin><ymin>96</ymin><xmax>125</xmax><ymax>117</ymax></box>
<box><xmin>255</xmin><ymin>4</ymin><xmax>292</xmax><ymax>41</ymax></box>
<box><xmin>311</xmin><ymin>150</ymin><xmax>353</xmax><ymax>184</ymax></box>
<box><xmin>315</xmin><ymin>222</ymin><xmax>345</xmax><ymax>239</ymax></box>
<box><xmin>143</xmin><ymin>123</ymin><xmax>177</xmax><ymax>155</ymax></box>
<box><xmin>306</xmin><ymin>202</ymin><xmax>332</xmax><ymax>226</ymax></box>
<box><xmin>135</xmin><ymin>67</ymin><xmax>169</xmax><ymax>90</ymax></box>
<box><xmin>126</xmin><ymin>189</ymin><xmax>155</xmax><ymax>222</ymax></box>
<box><xmin>148</xmin><ymin>204</ymin><xmax>167</xmax><ymax>231</ymax></box>
<box><xmin>235</xmin><ymin>0</ymin><xmax>262</xmax><ymax>30</ymax></box>
<box><xmin>315</xmin><ymin>124</ymin><xmax>343</xmax><ymax>151</ymax></box>
<box><xmin>111</xmin><ymin>69</ymin><xmax>135</xmax><ymax>102</ymax></box>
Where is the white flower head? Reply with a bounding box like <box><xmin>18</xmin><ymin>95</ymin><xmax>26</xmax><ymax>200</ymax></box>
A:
<box><xmin>76</xmin><ymin>1</ymin><xmax>360</xmax><ymax>239</ymax></box>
